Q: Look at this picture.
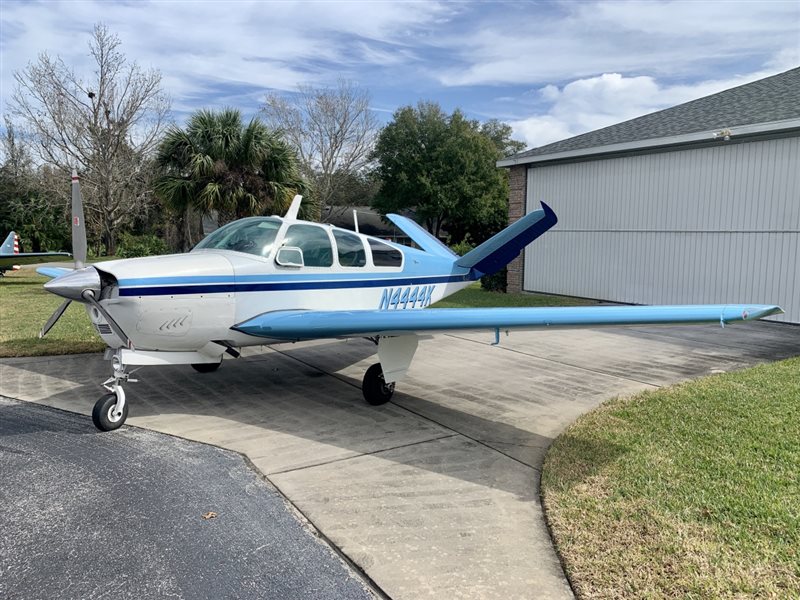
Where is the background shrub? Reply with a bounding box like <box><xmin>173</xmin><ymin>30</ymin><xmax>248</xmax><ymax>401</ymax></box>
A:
<box><xmin>481</xmin><ymin>269</ymin><xmax>507</xmax><ymax>292</ymax></box>
<box><xmin>450</xmin><ymin>237</ymin><xmax>475</xmax><ymax>256</ymax></box>
<box><xmin>116</xmin><ymin>233</ymin><xmax>169</xmax><ymax>258</ymax></box>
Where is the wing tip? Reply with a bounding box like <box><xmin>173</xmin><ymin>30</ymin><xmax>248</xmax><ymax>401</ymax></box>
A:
<box><xmin>36</xmin><ymin>266</ymin><xmax>72</xmax><ymax>279</ymax></box>
<box><xmin>539</xmin><ymin>201</ymin><xmax>557</xmax><ymax>222</ymax></box>
<box><xmin>743</xmin><ymin>305</ymin><xmax>783</xmax><ymax>320</ymax></box>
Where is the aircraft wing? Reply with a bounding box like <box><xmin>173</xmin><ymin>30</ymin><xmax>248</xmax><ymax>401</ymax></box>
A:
<box><xmin>36</xmin><ymin>266</ymin><xmax>74</xmax><ymax>279</ymax></box>
<box><xmin>0</xmin><ymin>253</ymin><xmax>72</xmax><ymax>268</ymax></box>
<box><xmin>234</xmin><ymin>304</ymin><xmax>783</xmax><ymax>341</ymax></box>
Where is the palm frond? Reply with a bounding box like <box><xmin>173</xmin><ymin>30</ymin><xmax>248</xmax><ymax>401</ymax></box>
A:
<box><xmin>155</xmin><ymin>108</ymin><xmax>309</xmax><ymax>220</ymax></box>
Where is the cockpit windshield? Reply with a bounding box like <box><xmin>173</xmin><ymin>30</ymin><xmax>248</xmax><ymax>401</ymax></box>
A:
<box><xmin>193</xmin><ymin>217</ymin><xmax>282</xmax><ymax>258</ymax></box>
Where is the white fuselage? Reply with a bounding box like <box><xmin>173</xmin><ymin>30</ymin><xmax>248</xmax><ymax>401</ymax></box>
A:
<box><xmin>88</xmin><ymin>218</ymin><xmax>472</xmax><ymax>354</ymax></box>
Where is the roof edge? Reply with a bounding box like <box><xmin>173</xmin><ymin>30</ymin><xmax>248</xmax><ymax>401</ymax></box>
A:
<box><xmin>497</xmin><ymin>117</ymin><xmax>800</xmax><ymax>168</ymax></box>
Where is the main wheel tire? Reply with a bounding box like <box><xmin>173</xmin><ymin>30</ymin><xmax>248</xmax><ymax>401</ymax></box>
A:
<box><xmin>362</xmin><ymin>363</ymin><xmax>395</xmax><ymax>406</ymax></box>
<box><xmin>92</xmin><ymin>393</ymin><xmax>128</xmax><ymax>431</ymax></box>
<box><xmin>191</xmin><ymin>361</ymin><xmax>221</xmax><ymax>373</ymax></box>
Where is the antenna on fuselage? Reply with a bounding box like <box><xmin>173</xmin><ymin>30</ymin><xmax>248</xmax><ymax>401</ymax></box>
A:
<box><xmin>353</xmin><ymin>209</ymin><xmax>359</xmax><ymax>233</ymax></box>
<box><xmin>284</xmin><ymin>195</ymin><xmax>302</xmax><ymax>220</ymax></box>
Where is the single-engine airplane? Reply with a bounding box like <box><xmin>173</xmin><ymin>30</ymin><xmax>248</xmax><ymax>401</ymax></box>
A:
<box><xmin>1</xmin><ymin>231</ymin><xmax>71</xmax><ymax>275</ymax></box>
<box><xmin>38</xmin><ymin>171</ymin><xmax>782</xmax><ymax>431</ymax></box>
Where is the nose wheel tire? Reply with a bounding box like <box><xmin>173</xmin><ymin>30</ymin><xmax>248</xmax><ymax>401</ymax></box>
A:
<box><xmin>362</xmin><ymin>363</ymin><xmax>395</xmax><ymax>406</ymax></box>
<box><xmin>92</xmin><ymin>393</ymin><xmax>128</xmax><ymax>431</ymax></box>
<box><xmin>192</xmin><ymin>360</ymin><xmax>222</xmax><ymax>373</ymax></box>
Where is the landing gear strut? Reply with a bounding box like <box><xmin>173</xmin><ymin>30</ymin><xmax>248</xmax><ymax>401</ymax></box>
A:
<box><xmin>362</xmin><ymin>363</ymin><xmax>395</xmax><ymax>406</ymax></box>
<box><xmin>92</xmin><ymin>352</ymin><xmax>136</xmax><ymax>431</ymax></box>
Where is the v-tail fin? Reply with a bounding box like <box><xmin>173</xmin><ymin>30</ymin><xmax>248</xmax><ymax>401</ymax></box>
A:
<box><xmin>384</xmin><ymin>214</ymin><xmax>457</xmax><ymax>259</ymax></box>
<box><xmin>456</xmin><ymin>202</ymin><xmax>557</xmax><ymax>277</ymax></box>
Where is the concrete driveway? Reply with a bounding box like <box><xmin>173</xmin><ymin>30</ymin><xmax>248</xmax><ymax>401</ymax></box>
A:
<box><xmin>1</xmin><ymin>321</ymin><xmax>798</xmax><ymax>599</ymax></box>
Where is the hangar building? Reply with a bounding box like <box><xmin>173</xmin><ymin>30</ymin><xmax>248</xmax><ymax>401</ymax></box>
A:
<box><xmin>498</xmin><ymin>67</ymin><xmax>800</xmax><ymax>323</ymax></box>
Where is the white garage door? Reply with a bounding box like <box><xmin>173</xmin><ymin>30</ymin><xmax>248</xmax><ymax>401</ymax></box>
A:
<box><xmin>524</xmin><ymin>136</ymin><xmax>800</xmax><ymax>322</ymax></box>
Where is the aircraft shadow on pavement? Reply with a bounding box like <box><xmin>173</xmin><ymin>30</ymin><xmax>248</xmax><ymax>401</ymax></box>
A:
<box><xmin>616</xmin><ymin>321</ymin><xmax>800</xmax><ymax>361</ymax></box>
<box><xmin>0</xmin><ymin>339</ymin><xmax>632</xmax><ymax>499</ymax></box>
<box><xmin>7</xmin><ymin>320</ymin><xmax>799</xmax><ymax>497</ymax></box>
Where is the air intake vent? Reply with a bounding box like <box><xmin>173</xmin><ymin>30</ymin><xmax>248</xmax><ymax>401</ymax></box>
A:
<box><xmin>95</xmin><ymin>323</ymin><xmax>112</xmax><ymax>335</ymax></box>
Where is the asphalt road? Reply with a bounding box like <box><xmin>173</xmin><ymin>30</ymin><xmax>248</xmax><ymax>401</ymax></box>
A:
<box><xmin>0</xmin><ymin>397</ymin><xmax>375</xmax><ymax>600</ymax></box>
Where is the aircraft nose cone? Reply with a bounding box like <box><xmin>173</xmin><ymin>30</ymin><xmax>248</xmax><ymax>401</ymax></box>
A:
<box><xmin>44</xmin><ymin>266</ymin><xmax>101</xmax><ymax>301</ymax></box>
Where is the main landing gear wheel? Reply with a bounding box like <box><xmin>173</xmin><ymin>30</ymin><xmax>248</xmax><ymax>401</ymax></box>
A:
<box><xmin>191</xmin><ymin>360</ymin><xmax>221</xmax><ymax>373</ymax></box>
<box><xmin>362</xmin><ymin>363</ymin><xmax>395</xmax><ymax>406</ymax></box>
<box><xmin>92</xmin><ymin>393</ymin><xmax>128</xmax><ymax>431</ymax></box>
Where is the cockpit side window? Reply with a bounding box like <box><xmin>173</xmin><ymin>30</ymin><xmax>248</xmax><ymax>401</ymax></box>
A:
<box><xmin>193</xmin><ymin>218</ymin><xmax>281</xmax><ymax>257</ymax></box>
<box><xmin>282</xmin><ymin>224</ymin><xmax>333</xmax><ymax>267</ymax></box>
<box><xmin>333</xmin><ymin>230</ymin><xmax>366</xmax><ymax>267</ymax></box>
<box><xmin>368</xmin><ymin>239</ymin><xmax>403</xmax><ymax>268</ymax></box>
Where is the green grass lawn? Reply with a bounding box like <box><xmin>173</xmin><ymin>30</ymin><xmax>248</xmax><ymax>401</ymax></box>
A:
<box><xmin>0</xmin><ymin>270</ymin><xmax>106</xmax><ymax>357</ymax></box>
<box><xmin>432</xmin><ymin>282</ymin><xmax>599</xmax><ymax>308</ymax></box>
<box><xmin>542</xmin><ymin>358</ymin><xmax>800</xmax><ymax>598</ymax></box>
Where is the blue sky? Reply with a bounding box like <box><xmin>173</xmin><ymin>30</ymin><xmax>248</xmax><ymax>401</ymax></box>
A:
<box><xmin>1</xmin><ymin>0</ymin><xmax>798</xmax><ymax>149</ymax></box>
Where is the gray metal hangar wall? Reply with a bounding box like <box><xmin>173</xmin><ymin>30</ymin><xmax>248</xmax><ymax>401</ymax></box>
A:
<box><xmin>500</xmin><ymin>68</ymin><xmax>800</xmax><ymax>323</ymax></box>
<box><xmin>520</xmin><ymin>135</ymin><xmax>799</xmax><ymax>323</ymax></box>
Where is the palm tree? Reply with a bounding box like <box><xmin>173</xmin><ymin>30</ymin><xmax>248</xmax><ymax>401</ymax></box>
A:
<box><xmin>155</xmin><ymin>108</ymin><xmax>309</xmax><ymax>249</ymax></box>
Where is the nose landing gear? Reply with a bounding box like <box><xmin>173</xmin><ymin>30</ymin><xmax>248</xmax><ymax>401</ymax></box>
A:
<box><xmin>92</xmin><ymin>391</ymin><xmax>128</xmax><ymax>431</ymax></box>
<box><xmin>92</xmin><ymin>352</ymin><xmax>137</xmax><ymax>431</ymax></box>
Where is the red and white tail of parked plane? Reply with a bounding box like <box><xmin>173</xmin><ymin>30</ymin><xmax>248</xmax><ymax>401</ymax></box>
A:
<box><xmin>0</xmin><ymin>230</ymin><xmax>72</xmax><ymax>275</ymax></box>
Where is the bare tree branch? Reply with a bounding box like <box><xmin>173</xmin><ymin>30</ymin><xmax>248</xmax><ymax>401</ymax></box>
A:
<box><xmin>262</xmin><ymin>78</ymin><xmax>378</xmax><ymax>220</ymax></box>
<box><xmin>8</xmin><ymin>23</ymin><xmax>171</xmax><ymax>254</ymax></box>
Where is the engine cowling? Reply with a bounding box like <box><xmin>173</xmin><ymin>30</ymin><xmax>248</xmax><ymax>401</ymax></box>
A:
<box><xmin>88</xmin><ymin>253</ymin><xmax>237</xmax><ymax>351</ymax></box>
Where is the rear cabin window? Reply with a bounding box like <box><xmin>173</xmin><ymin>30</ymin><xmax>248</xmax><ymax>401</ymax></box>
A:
<box><xmin>333</xmin><ymin>230</ymin><xmax>367</xmax><ymax>267</ymax></box>
<box><xmin>282</xmin><ymin>224</ymin><xmax>333</xmax><ymax>267</ymax></box>
<box><xmin>368</xmin><ymin>239</ymin><xmax>403</xmax><ymax>268</ymax></box>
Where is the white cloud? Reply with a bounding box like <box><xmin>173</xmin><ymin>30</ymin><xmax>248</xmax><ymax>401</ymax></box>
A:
<box><xmin>584</xmin><ymin>0</ymin><xmax>796</xmax><ymax>37</ymax></box>
<box><xmin>435</xmin><ymin>1</ymin><xmax>800</xmax><ymax>87</ymax></box>
<box><xmin>507</xmin><ymin>115</ymin><xmax>574</xmax><ymax>148</ymax></box>
<box><xmin>0</xmin><ymin>0</ymin><xmax>797</xmax><ymax>139</ymax></box>
<box><xmin>509</xmin><ymin>66</ymin><xmax>795</xmax><ymax>149</ymax></box>
<box><xmin>0</xmin><ymin>0</ymin><xmax>451</xmax><ymax>119</ymax></box>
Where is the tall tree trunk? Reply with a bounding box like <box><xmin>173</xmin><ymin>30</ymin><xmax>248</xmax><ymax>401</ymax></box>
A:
<box><xmin>103</xmin><ymin>228</ymin><xmax>117</xmax><ymax>256</ymax></box>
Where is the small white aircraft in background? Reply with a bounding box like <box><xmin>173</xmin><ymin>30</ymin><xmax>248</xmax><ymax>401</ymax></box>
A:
<box><xmin>38</xmin><ymin>171</ymin><xmax>782</xmax><ymax>431</ymax></box>
<box><xmin>0</xmin><ymin>231</ymin><xmax>71</xmax><ymax>275</ymax></box>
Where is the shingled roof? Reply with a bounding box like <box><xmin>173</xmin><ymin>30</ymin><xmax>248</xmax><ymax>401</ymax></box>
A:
<box><xmin>502</xmin><ymin>67</ymin><xmax>800</xmax><ymax>165</ymax></box>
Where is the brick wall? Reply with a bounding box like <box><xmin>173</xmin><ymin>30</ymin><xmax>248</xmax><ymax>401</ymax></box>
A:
<box><xmin>506</xmin><ymin>165</ymin><xmax>527</xmax><ymax>293</ymax></box>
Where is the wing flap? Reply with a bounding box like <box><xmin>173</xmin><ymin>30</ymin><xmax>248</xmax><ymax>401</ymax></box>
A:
<box><xmin>233</xmin><ymin>304</ymin><xmax>783</xmax><ymax>340</ymax></box>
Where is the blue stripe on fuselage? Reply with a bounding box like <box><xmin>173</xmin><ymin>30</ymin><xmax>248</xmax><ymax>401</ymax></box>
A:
<box><xmin>118</xmin><ymin>269</ymin><xmax>459</xmax><ymax>287</ymax></box>
<box><xmin>118</xmin><ymin>273</ymin><xmax>471</xmax><ymax>297</ymax></box>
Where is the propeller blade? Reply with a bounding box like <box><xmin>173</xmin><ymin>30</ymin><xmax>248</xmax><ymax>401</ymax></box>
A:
<box><xmin>81</xmin><ymin>290</ymin><xmax>133</xmax><ymax>349</ymax></box>
<box><xmin>39</xmin><ymin>299</ymin><xmax>71</xmax><ymax>339</ymax></box>
<box><xmin>71</xmin><ymin>169</ymin><xmax>87</xmax><ymax>269</ymax></box>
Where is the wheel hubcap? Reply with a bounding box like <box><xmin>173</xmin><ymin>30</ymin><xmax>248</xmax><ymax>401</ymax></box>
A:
<box><xmin>379</xmin><ymin>376</ymin><xmax>395</xmax><ymax>395</ymax></box>
<box><xmin>107</xmin><ymin>404</ymin><xmax>122</xmax><ymax>423</ymax></box>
